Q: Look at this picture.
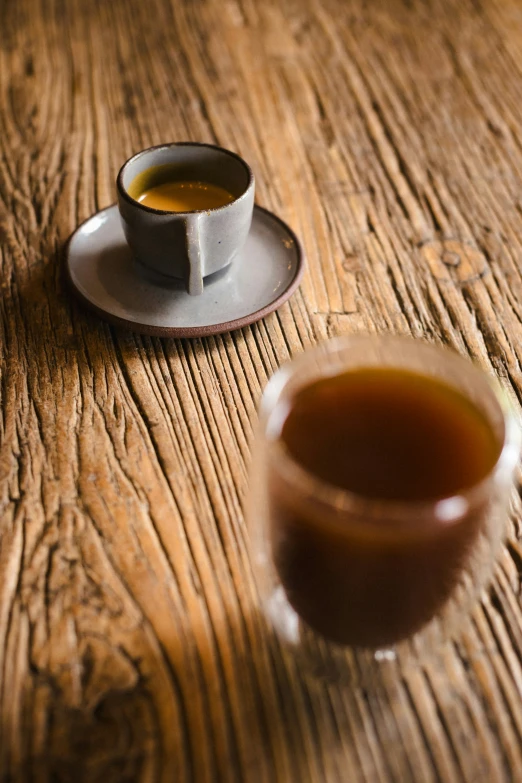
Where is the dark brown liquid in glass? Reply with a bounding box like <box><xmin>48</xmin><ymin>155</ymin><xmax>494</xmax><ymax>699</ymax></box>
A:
<box><xmin>269</xmin><ymin>368</ymin><xmax>501</xmax><ymax>648</ymax></box>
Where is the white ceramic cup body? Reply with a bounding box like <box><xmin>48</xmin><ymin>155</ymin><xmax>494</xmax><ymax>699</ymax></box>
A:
<box><xmin>117</xmin><ymin>142</ymin><xmax>255</xmax><ymax>295</ymax></box>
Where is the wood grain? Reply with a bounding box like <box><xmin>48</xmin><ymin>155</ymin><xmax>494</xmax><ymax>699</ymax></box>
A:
<box><xmin>1</xmin><ymin>0</ymin><xmax>522</xmax><ymax>780</ymax></box>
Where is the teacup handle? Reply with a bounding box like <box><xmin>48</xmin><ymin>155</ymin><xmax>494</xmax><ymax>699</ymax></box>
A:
<box><xmin>185</xmin><ymin>214</ymin><xmax>203</xmax><ymax>296</ymax></box>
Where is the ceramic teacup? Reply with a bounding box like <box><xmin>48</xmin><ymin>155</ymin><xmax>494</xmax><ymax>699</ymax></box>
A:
<box><xmin>117</xmin><ymin>142</ymin><xmax>255</xmax><ymax>295</ymax></box>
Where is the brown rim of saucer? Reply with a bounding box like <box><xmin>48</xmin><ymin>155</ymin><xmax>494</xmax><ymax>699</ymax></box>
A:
<box><xmin>116</xmin><ymin>141</ymin><xmax>255</xmax><ymax>216</ymax></box>
<box><xmin>64</xmin><ymin>204</ymin><xmax>305</xmax><ymax>338</ymax></box>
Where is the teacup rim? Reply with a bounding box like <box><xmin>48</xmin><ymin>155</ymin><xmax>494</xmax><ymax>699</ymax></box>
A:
<box><xmin>116</xmin><ymin>141</ymin><xmax>255</xmax><ymax>216</ymax></box>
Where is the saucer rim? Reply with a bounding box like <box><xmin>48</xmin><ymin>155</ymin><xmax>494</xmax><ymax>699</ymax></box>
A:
<box><xmin>65</xmin><ymin>203</ymin><xmax>305</xmax><ymax>338</ymax></box>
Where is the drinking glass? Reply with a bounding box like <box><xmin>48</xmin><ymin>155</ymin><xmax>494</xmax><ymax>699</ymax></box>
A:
<box><xmin>247</xmin><ymin>336</ymin><xmax>520</xmax><ymax>682</ymax></box>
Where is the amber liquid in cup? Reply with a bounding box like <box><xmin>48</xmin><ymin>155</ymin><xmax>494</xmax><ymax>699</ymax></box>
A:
<box><xmin>136</xmin><ymin>179</ymin><xmax>235</xmax><ymax>212</ymax></box>
<box><xmin>268</xmin><ymin>367</ymin><xmax>503</xmax><ymax>648</ymax></box>
<box><xmin>128</xmin><ymin>163</ymin><xmax>235</xmax><ymax>212</ymax></box>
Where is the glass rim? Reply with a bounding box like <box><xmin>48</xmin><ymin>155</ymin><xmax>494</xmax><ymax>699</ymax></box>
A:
<box><xmin>261</xmin><ymin>335</ymin><xmax>521</xmax><ymax>529</ymax></box>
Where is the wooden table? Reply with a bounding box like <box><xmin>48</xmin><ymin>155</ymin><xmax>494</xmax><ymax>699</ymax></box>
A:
<box><xmin>2</xmin><ymin>0</ymin><xmax>522</xmax><ymax>780</ymax></box>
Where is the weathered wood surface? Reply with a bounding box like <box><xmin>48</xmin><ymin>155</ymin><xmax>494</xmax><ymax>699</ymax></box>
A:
<box><xmin>1</xmin><ymin>0</ymin><xmax>522</xmax><ymax>780</ymax></box>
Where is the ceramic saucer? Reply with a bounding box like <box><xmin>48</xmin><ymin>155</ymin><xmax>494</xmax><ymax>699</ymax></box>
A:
<box><xmin>66</xmin><ymin>204</ymin><xmax>304</xmax><ymax>337</ymax></box>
